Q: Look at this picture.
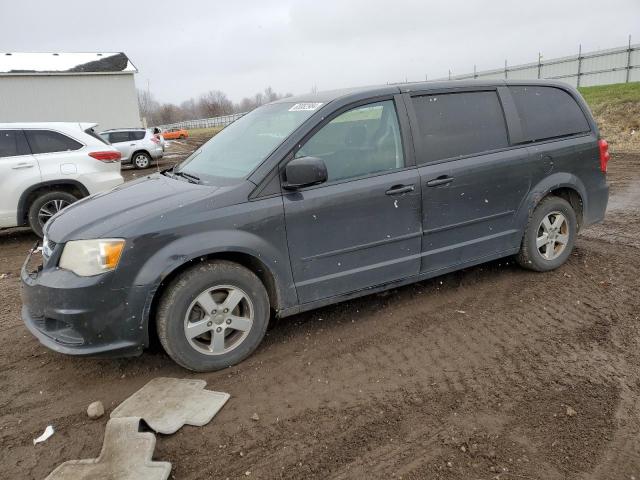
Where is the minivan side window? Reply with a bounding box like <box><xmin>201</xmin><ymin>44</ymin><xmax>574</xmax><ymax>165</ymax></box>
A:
<box><xmin>0</xmin><ymin>130</ymin><xmax>30</xmax><ymax>158</ymax></box>
<box><xmin>295</xmin><ymin>100</ymin><xmax>404</xmax><ymax>182</ymax></box>
<box><xmin>411</xmin><ymin>91</ymin><xmax>509</xmax><ymax>164</ymax></box>
<box><xmin>25</xmin><ymin>130</ymin><xmax>83</xmax><ymax>154</ymax></box>
<box><xmin>509</xmin><ymin>86</ymin><xmax>590</xmax><ymax>142</ymax></box>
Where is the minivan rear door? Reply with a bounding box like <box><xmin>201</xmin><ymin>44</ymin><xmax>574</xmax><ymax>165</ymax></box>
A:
<box><xmin>282</xmin><ymin>97</ymin><xmax>422</xmax><ymax>304</ymax></box>
<box><xmin>406</xmin><ymin>88</ymin><xmax>530</xmax><ymax>274</ymax></box>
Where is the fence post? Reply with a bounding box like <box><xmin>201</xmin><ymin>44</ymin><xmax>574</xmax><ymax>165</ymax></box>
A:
<box><xmin>504</xmin><ymin>59</ymin><xmax>508</xmax><ymax>79</ymax></box>
<box><xmin>448</xmin><ymin>69</ymin><xmax>451</xmax><ymax>80</ymax></box>
<box><xmin>473</xmin><ymin>64</ymin><xmax>477</xmax><ymax>79</ymax></box>
<box><xmin>577</xmin><ymin>44</ymin><xmax>582</xmax><ymax>88</ymax></box>
<box><xmin>537</xmin><ymin>52</ymin><xmax>542</xmax><ymax>79</ymax></box>
<box><xmin>626</xmin><ymin>35</ymin><xmax>632</xmax><ymax>83</ymax></box>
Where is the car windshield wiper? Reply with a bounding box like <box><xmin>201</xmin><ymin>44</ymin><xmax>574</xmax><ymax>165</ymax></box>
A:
<box><xmin>173</xmin><ymin>170</ymin><xmax>201</xmax><ymax>184</ymax></box>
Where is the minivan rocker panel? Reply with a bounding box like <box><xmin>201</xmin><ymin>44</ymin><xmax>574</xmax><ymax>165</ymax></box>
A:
<box><xmin>21</xmin><ymin>79</ymin><xmax>609</xmax><ymax>370</ymax></box>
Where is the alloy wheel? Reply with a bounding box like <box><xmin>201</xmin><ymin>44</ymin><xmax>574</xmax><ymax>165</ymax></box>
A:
<box><xmin>184</xmin><ymin>285</ymin><xmax>254</xmax><ymax>355</ymax></box>
<box><xmin>536</xmin><ymin>211</ymin><xmax>569</xmax><ymax>260</ymax></box>
<box><xmin>38</xmin><ymin>199</ymin><xmax>70</xmax><ymax>227</ymax></box>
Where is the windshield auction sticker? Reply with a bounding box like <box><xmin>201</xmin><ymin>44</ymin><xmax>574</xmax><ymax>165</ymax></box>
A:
<box><xmin>289</xmin><ymin>102</ymin><xmax>323</xmax><ymax>111</ymax></box>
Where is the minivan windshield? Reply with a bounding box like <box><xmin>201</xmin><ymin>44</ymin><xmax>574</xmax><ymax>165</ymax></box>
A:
<box><xmin>175</xmin><ymin>102</ymin><xmax>321</xmax><ymax>181</ymax></box>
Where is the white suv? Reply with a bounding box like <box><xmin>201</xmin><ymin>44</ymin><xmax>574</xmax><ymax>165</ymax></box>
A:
<box><xmin>0</xmin><ymin>122</ymin><xmax>123</xmax><ymax>237</ymax></box>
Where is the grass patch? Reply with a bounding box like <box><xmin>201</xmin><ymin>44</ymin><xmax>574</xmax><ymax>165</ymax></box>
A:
<box><xmin>187</xmin><ymin>126</ymin><xmax>225</xmax><ymax>138</ymax></box>
<box><xmin>578</xmin><ymin>82</ymin><xmax>640</xmax><ymax>151</ymax></box>
<box><xmin>579</xmin><ymin>82</ymin><xmax>640</xmax><ymax>110</ymax></box>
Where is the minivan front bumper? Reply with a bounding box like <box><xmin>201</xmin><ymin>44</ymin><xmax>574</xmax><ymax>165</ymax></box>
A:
<box><xmin>20</xmin><ymin>246</ymin><xmax>148</xmax><ymax>358</ymax></box>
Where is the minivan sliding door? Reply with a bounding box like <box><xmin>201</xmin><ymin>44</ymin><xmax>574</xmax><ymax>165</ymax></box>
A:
<box><xmin>406</xmin><ymin>89</ymin><xmax>530</xmax><ymax>274</ymax></box>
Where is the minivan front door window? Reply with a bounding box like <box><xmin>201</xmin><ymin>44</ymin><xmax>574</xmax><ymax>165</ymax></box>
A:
<box><xmin>295</xmin><ymin>100</ymin><xmax>404</xmax><ymax>182</ymax></box>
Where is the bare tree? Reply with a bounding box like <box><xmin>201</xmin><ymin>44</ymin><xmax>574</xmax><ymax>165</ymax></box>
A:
<box><xmin>137</xmin><ymin>88</ymin><xmax>160</xmax><ymax>125</ymax></box>
<box><xmin>141</xmin><ymin>86</ymin><xmax>293</xmax><ymax>126</ymax></box>
<box><xmin>198</xmin><ymin>90</ymin><xmax>234</xmax><ymax>117</ymax></box>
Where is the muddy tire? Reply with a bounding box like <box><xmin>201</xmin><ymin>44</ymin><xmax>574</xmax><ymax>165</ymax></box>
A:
<box><xmin>27</xmin><ymin>190</ymin><xmax>78</xmax><ymax>237</ymax></box>
<box><xmin>156</xmin><ymin>260</ymin><xmax>270</xmax><ymax>372</ymax></box>
<box><xmin>516</xmin><ymin>196</ymin><xmax>577</xmax><ymax>272</ymax></box>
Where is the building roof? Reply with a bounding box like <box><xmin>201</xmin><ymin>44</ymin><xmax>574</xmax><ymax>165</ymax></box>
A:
<box><xmin>0</xmin><ymin>52</ymin><xmax>137</xmax><ymax>75</ymax></box>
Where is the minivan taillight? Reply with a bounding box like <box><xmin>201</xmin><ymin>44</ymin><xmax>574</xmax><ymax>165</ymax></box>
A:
<box><xmin>598</xmin><ymin>139</ymin><xmax>610</xmax><ymax>173</ymax></box>
<box><xmin>89</xmin><ymin>151</ymin><xmax>121</xmax><ymax>162</ymax></box>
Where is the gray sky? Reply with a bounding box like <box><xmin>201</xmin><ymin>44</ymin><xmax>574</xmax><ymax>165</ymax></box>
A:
<box><xmin>2</xmin><ymin>0</ymin><xmax>639</xmax><ymax>104</ymax></box>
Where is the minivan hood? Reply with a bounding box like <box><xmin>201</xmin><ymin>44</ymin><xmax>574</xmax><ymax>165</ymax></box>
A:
<box><xmin>46</xmin><ymin>174</ymin><xmax>217</xmax><ymax>242</ymax></box>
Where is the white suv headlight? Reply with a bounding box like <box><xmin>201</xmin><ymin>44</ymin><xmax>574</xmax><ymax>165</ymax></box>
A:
<box><xmin>59</xmin><ymin>239</ymin><xmax>125</xmax><ymax>276</ymax></box>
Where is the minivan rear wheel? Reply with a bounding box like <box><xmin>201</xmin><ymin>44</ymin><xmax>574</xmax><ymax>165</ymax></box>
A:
<box><xmin>156</xmin><ymin>260</ymin><xmax>270</xmax><ymax>371</ymax></box>
<box><xmin>27</xmin><ymin>190</ymin><xmax>78</xmax><ymax>237</ymax></box>
<box><xmin>516</xmin><ymin>196</ymin><xmax>577</xmax><ymax>272</ymax></box>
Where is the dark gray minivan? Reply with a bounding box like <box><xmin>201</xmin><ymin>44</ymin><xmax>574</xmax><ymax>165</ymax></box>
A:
<box><xmin>21</xmin><ymin>80</ymin><xmax>609</xmax><ymax>371</ymax></box>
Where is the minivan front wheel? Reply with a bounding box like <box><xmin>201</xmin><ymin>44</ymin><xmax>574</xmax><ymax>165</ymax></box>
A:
<box><xmin>516</xmin><ymin>196</ymin><xmax>577</xmax><ymax>272</ymax></box>
<box><xmin>156</xmin><ymin>260</ymin><xmax>270</xmax><ymax>371</ymax></box>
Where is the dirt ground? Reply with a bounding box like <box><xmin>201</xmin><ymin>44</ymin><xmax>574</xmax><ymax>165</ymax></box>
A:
<box><xmin>1</xmin><ymin>144</ymin><xmax>639</xmax><ymax>479</ymax></box>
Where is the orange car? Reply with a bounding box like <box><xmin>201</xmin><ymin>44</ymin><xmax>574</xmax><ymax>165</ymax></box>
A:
<box><xmin>162</xmin><ymin>128</ymin><xmax>189</xmax><ymax>140</ymax></box>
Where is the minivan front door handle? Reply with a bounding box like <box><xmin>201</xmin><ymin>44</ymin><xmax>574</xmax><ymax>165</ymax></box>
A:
<box><xmin>385</xmin><ymin>184</ymin><xmax>415</xmax><ymax>196</ymax></box>
<box><xmin>426</xmin><ymin>176</ymin><xmax>454</xmax><ymax>187</ymax></box>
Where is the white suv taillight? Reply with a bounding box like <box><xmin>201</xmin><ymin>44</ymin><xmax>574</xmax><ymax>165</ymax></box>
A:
<box><xmin>89</xmin><ymin>151</ymin><xmax>121</xmax><ymax>162</ymax></box>
<box><xmin>151</xmin><ymin>134</ymin><xmax>160</xmax><ymax>144</ymax></box>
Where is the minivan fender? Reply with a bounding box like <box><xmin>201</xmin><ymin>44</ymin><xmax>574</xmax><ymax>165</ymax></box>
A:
<box><xmin>132</xmin><ymin>228</ymin><xmax>296</xmax><ymax>320</ymax></box>
<box><xmin>515</xmin><ymin>172</ymin><xmax>587</xmax><ymax>232</ymax></box>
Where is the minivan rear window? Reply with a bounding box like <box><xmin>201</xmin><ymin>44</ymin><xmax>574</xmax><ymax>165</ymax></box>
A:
<box><xmin>25</xmin><ymin>130</ymin><xmax>83</xmax><ymax>154</ymax></box>
<box><xmin>509</xmin><ymin>86</ymin><xmax>590</xmax><ymax>142</ymax></box>
<box><xmin>411</xmin><ymin>91</ymin><xmax>509</xmax><ymax>164</ymax></box>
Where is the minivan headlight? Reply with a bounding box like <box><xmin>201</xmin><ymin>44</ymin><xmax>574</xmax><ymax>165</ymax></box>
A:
<box><xmin>59</xmin><ymin>239</ymin><xmax>125</xmax><ymax>276</ymax></box>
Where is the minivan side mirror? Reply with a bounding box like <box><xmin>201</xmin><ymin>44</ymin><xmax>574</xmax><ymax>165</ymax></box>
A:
<box><xmin>283</xmin><ymin>156</ymin><xmax>328</xmax><ymax>190</ymax></box>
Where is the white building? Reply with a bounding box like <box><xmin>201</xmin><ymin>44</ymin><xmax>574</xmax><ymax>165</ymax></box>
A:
<box><xmin>0</xmin><ymin>52</ymin><xmax>141</xmax><ymax>131</ymax></box>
